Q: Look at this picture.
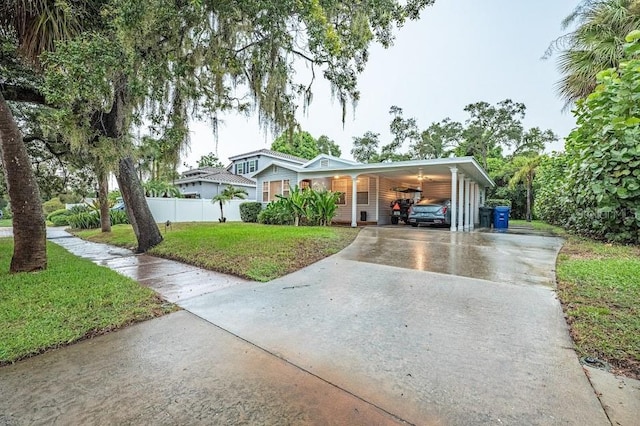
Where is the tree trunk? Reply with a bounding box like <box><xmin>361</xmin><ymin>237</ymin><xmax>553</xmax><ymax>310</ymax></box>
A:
<box><xmin>0</xmin><ymin>92</ymin><xmax>47</xmax><ymax>272</ymax></box>
<box><xmin>97</xmin><ymin>75</ymin><xmax>162</xmax><ymax>252</ymax></box>
<box><xmin>526</xmin><ymin>184</ymin><xmax>532</xmax><ymax>222</ymax></box>
<box><xmin>117</xmin><ymin>157</ymin><xmax>163</xmax><ymax>252</ymax></box>
<box><xmin>97</xmin><ymin>169</ymin><xmax>111</xmax><ymax>233</ymax></box>
<box><xmin>219</xmin><ymin>200</ymin><xmax>224</xmax><ymax>221</ymax></box>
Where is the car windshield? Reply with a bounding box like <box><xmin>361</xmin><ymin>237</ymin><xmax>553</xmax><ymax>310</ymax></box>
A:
<box><xmin>412</xmin><ymin>205</ymin><xmax>443</xmax><ymax>213</ymax></box>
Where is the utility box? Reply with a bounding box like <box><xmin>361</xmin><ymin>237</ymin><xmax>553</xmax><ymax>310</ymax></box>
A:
<box><xmin>493</xmin><ymin>206</ymin><xmax>510</xmax><ymax>231</ymax></box>
<box><xmin>479</xmin><ymin>206</ymin><xmax>494</xmax><ymax>228</ymax></box>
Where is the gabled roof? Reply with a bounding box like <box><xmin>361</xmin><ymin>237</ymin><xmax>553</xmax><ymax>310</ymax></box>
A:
<box><xmin>251</xmin><ymin>160</ymin><xmax>304</xmax><ymax>178</ymax></box>
<box><xmin>176</xmin><ymin>167</ymin><xmax>256</xmax><ymax>187</ymax></box>
<box><xmin>301</xmin><ymin>154</ymin><xmax>360</xmax><ymax>168</ymax></box>
<box><xmin>228</xmin><ymin>149</ymin><xmax>307</xmax><ymax>164</ymax></box>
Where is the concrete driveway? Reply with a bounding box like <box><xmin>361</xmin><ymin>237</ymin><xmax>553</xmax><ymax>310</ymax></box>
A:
<box><xmin>181</xmin><ymin>227</ymin><xmax>607</xmax><ymax>424</ymax></box>
<box><xmin>1</xmin><ymin>227</ymin><xmax>609</xmax><ymax>424</ymax></box>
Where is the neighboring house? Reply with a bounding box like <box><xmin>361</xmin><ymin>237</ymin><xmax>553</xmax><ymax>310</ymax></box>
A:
<box><xmin>175</xmin><ymin>149</ymin><xmax>307</xmax><ymax>200</ymax></box>
<box><xmin>252</xmin><ymin>153</ymin><xmax>495</xmax><ymax>232</ymax></box>
<box><xmin>227</xmin><ymin>149</ymin><xmax>307</xmax><ymax>179</ymax></box>
<box><xmin>174</xmin><ymin>167</ymin><xmax>257</xmax><ymax>200</ymax></box>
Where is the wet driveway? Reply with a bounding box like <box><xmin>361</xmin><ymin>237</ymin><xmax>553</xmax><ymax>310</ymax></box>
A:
<box><xmin>339</xmin><ymin>227</ymin><xmax>564</xmax><ymax>286</ymax></box>
<box><xmin>1</xmin><ymin>227</ymin><xmax>609</xmax><ymax>424</ymax></box>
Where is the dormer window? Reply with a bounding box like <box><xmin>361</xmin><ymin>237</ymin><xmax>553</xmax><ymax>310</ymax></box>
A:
<box><xmin>320</xmin><ymin>159</ymin><xmax>329</xmax><ymax>168</ymax></box>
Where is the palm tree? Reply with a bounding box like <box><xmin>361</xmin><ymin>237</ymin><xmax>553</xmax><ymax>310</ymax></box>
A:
<box><xmin>212</xmin><ymin>186</ymin><xmax>248</xmax><ymax>222</ymax></box>
<box><xmin>509</xmin><ymin>156</ymin><xmax>543</xmax><ymax>222</ymax></box>
<box><xmin>0</xmin><ymin>1</ymin><xmax>82</xmax><ymax>272</ymax></box>
<box><xmin>546</xmin><ymin>0</ymin><xmax>640</xmax><ymax>106</ymax></box>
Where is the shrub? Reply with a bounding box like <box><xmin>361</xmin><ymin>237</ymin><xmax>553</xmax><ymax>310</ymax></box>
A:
<box><xmin>110</xmin><ymin>210</ymin><xmax>129</xmax><ymax>225</ymax></box>
<box><xmin>484</xmin><ymin>199</ymin><xmax>512</xmax><ymax>208</ymax></box>
<box><xmin>258</xmin><ymin>199</ymin><xmax>294</xmax><ymax>225</ymax></box>
<box><xmin>67</xmin><ymin>212</ymin><xmax>100</xmax><ymax>229</ymax></box>
<box><xmin>47</xmin><ymin>208</ymin><xmax>71</xmax><ymax>221</ymax></box>
<box><xmin>51</xmin><ymin>215</ymin><xmax>71</xmax><ymax>226</ymax></box>
<box><xmin>559</xmin><ymin>35</ymin><xmax>640</xmax><ymax>243</ymax></box>
<box><xmin>534</xmin><ymin>154</ymin><xmax>569</xmax><ymax>226</ymax></box>
<box><xmin>43</xmin><ymin>198</ymin><xmax>65</xmax><ymax>215</ymax></box>
<box><xmin>47</xmin><ymin>208</ymin><xmax>74</xmax><ymax>226</ymax></box>
<box><xmin>1</xmin><ymin>205</ymin><xmax>11</xmax><ymax>219</ymax></box>
<box><xmin>240</xmin><ymin>202</ymin><xmax>262</xmax><ymax>223</ymax></box>
<box><xmin>69</xmin><ymin>204</ymin><xmax>90</xmax><ymax>214</ymax></box>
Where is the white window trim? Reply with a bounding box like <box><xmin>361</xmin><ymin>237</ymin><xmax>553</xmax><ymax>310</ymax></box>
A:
<box><xmin>332</xmin><ymin>179</ymin><xmax>347</xmax><ymax>205</ymax></box>
<box><xmin>262</xmin><ymin>181</ymin><xmax>269</xmax><ymax>202</ymax></box>
<box><xmin>356</xmin><ymin>177</ymin><xmax>370</xmax><ymax>206</ymax></box>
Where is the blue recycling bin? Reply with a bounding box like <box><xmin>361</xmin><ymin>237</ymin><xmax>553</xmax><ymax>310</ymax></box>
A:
<box><xmin>493</xmin><ymin>206</ymin><xmax>510</xmax><ymax>231</ymax></box>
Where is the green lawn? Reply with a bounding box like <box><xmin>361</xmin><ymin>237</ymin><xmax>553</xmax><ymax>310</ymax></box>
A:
<box><xmin>0</xmin><ymin>239</ymin><xmax>175</xmax><ymax>365</ymax></box>
<box><xmin>509</xmin><ymin>219</ymin><xmax>567</xmax><ymax>235</ymax></box>
<box><xmin>74</xmin><ymin>222</ymin><xmax>360</xmax><ymax>282</ymax></box>
<box><xmin>556</xmin><ymin>236</ymin><xmax>640</xmax><ymax>378</ymax></box>
<box><xmin>0</xmin><ymin>218</ymin><xmax>12</xmax><ymax>227</ymax></box>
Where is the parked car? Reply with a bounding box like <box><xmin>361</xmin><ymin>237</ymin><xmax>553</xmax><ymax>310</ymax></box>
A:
<box><xmin>407</xmin><ymin>199</ymin><xmax>451</xmax><ymax>227</ymax></box>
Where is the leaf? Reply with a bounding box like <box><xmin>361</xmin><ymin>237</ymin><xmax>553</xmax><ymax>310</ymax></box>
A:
<box><xmin>624</xmin><ymin>117</ymin><xmax>640</xmax><ymax>126</ymax></box>
<box><xmin>616</xmin><ymin>187</ymin><xmax>630</xmax><ymax>199</ymax></box>
<box><xmin>625</xmin><ymin>30</ymin><xmax>640</xmax><ymax>43</ymax></box>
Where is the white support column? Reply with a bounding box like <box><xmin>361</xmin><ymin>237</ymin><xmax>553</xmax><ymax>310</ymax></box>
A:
<box><xmin>474</xmin><ymin>183</ymin><xmax>480</xmax><ymax>226</ymax></box>
<box><xmin>449</xmin><ymin>167</ymin><xmax>458</xmax><ymax>232</ymax></box>
<box><xmin>351</xmin><ymin>174</ymin><xmax>359</xmax><ymax>227</ymax></box>
<box><xmin>375</xmin><ymin>176</ymin><xmax>380</xmax><ymax>222</ymax></box>
<box><xmin>464</xmin><ymin>178</ymin><xmax>471</xmax><ymax>231</ymax></box>
<box><xmin>469</xmin><ymin>183</ymin><xmax>476</xmax><ymax>230</ymax></box>
<box><xmin>457</xmin><ymin>173</ymin><xmax>465</xmax><ymax>232</ymax></box>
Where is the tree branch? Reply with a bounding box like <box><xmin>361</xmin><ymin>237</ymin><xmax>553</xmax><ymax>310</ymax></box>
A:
<box><xmin>1</xmin><ymin>83</ymin><xmax>47</xmax><ymax>105</ymax></box>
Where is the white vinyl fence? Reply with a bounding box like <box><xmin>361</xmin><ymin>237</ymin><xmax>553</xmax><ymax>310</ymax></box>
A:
<box><xmin>146</xmin><ymin>197</ymin><xmax>253</xmax><ymax>223</ymax></box>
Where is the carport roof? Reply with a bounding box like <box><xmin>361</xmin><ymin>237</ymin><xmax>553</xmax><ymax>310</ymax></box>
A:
<box><xmin>298</xmin><ymin>157</ymin><xmax>495</xmax><ymax>188</ymax></box>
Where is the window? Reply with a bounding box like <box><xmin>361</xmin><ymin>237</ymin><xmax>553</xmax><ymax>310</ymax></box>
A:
<box><xmin>236</xmin><ymin>162</ymin><xmax>245</xmax><ymax>174</ymax></box>
<box><xmin>320</xmin><ymin>159</ymin><xmax>329</xmax><ymax>167</ymax></box>
<box><xmin>269</xmin><ymin>180</ymin><xmax>282</xmax><ymax>201</ymax></box>
<box><xmin>248</xmin><ymin>160</ymin><xmax>257</xmax><ymax>173</ymax></box>
<box><xmin>300</xmin><ymin>179</ymin><xmax>311</xmax><ymax>190</ymax></box>
<box><xmin>357</xmin><ymin>178</ymin><xmax>369</xmax><ymax>205</ymax></box>
<box><xmin>332</xmin><ymin>179</ymin><xmax>347</xmax><ymax>205</ymax></box>
<box><xmin>282</xmin><ymin>180</ymin><xmax>290</xmax><ymax>198</ymax></box>
<box><xmin>262</xmin><ymin>181</ymin><xmax>269</xmax><ymax>202</ymax></box>
<box><xmin>273</xmin><ymin>165</ymin><xmax>279</xmax><ymax>173</ymax></box>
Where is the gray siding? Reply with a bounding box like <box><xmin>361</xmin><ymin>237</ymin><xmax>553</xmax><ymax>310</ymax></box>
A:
<box><xmin>305</xmin><ymin>157</ymin><xmax>355</xmax><ymax>169</ymax></box>
<box><xmin>178</xmin><ymin>182</ymin><xmax>256</xmax><ymax>200</ymax></box>
<box><xmin>255</xmin><ymin>165</ymin><xmax>299</xmax><ymax>204</ymax></box>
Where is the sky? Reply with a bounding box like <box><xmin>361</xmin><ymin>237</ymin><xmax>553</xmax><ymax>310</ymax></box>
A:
<box><xmin>183</xmin><ymin>0</ymin><xmax>581</xmax><ymax>169</ymax></box>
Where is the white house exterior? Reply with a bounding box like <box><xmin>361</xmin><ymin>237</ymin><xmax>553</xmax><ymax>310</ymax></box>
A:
<box><xmin>252</xmin><ymin>154</ymin><xmax>495</xmax><ymax>231</ymax></box>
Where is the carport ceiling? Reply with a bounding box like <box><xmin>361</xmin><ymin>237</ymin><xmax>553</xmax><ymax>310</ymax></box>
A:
<box><xmin>301</xmin><ymin>157</ymin><xmax>494</xmax><ymax>188</ymax></box>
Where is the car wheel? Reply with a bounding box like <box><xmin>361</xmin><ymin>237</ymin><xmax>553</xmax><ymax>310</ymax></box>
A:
<box><xmin>411</xmin><ymin>224</ymin><xmax>418</xmax><ymax>227</ymax></box>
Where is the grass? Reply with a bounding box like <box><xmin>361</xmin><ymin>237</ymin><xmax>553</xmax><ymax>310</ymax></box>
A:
<box><xmin>0</xmin><ymin>238</ymin><xmax>176</xmax><ymax>365</ymax></box>
<box><xmin>0</xmin><ymin>218</ymin><xmax>12</xmax><ymax>227</ymax></box>
<box><xmin>509</xmin><ymin>219</ymin><xmax>567</xmax><ymax>236</ymax></box>
<box><xmin>74</xmin><ymin>222</ymin><xmax>360</xmax><ymax>282</ymax></box>
<box><xmin>556</xmin><ymin>235</ymin><xmax>640</xmax><ymax>378</ymax></box>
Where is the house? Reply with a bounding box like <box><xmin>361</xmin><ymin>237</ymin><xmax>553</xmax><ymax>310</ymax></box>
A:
<box><xmin>252</xmin><ymin>153</ymin><xmax>495</xmax><ymax>232</ymax></box>
<box><xmin>174</xmin><ymin>167</ymin><xmax>257</xmax><ymax>199</ymax></box>
<box><xmin>175</xmin><ymin>149</ymin><xmax>307</xmax><ymax>199</ymax></box>
<box><xmin>227</xmin><ymin>149</ymin><xmax>307</xmax><ymax>178</ymax></box>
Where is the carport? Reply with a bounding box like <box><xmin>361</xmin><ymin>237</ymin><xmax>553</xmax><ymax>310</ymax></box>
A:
<box><xmin>298</xmin><ymin>156</ymin><xmax>494</xmax><ymax>230</ymax></box>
